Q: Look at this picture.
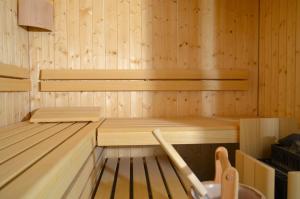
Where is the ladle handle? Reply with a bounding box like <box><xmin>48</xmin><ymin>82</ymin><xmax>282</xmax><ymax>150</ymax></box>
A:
<box><xmin>153</xmin><ymin>129</ymin><xmax>208</xmax><ymax>198</ymax></box>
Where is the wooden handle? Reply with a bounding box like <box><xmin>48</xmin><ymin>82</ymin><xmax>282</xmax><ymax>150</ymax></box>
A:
<box><xmin>221</xmin><ymin>167</ymin><xmax>239</xmax><ymax>199</ymax></box>
<box><xmin>214</xmin><ymin>147</ymin><xmax>231</xmax><ymax>183</ymax></box>
<box><xmin>153</xmin><ymin>129</ymin><xmax>208</xmax><ymax>198</ymax></box>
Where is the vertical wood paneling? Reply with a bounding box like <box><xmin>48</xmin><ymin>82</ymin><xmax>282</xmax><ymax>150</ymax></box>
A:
<box><xmin>0</xmin><ymin>0</ymin><xmax>30</xmax><ymax>127</ymax></box>
<box><xmin>29</xmin><ymin>0</ymin><xmax>259</xmax><ymax>118</ymax></box>
<box><xmin>259</xmin><ymin>0</ymin><xmax>300</xmax><ymax>124</ymax></box>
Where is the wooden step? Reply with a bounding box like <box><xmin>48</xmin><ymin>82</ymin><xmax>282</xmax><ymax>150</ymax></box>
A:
<box><xmin>94</xmin><ymin>156</ymin><xmax>188</xmax><ymax>199</ymax></box>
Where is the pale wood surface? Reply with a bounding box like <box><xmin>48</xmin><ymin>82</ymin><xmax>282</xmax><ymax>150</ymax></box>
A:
<box><xmin>0</xmin><ymin>63</ymin><xmax>30</xmax><ymax>79</ymax></box>
<box><xmin>133</xmin><ymin>158</ymin><xmax>148</xmax><ymax>199</ymax></box>
<box><xmin>288</xmin><ymin>172</ymin><xmax>300</xmax><ymax>199</ymax></box>
<box><xmin>0</xmin><ymin>0</ymin><xmax>30</xmax><ymax>127</ymax></box>
<box><xmin>240</xmin><ymin>118</ymin><xmax>298</xmax><ymax>159</ymax></box>
<box><xmin>157</xmin><ymin>156</ymin><xmax>188</xmax><ymax>199</ymax></box>
<box><xmin>0</xmin><ymin>122</ymin><xmax>102</xmax><ymax>198</ymax></box>
<box><xmin>145</xmin><ymin>156</ymin><xmax>169</xmax><ymax>199</ymax></box>
<box><xmin>40</xmin><ymin>80</ymin><xmax>248</xmax><ymax>92</ymax></box>
<box><xmin>259</xmin><ymin>0</ymin><xmax>300</xmax><ymax>125</ymax></box>
<box><xmin>98</xmin><ymin>117</ymin><xmax>239</xmax><ymax>146</ymax></box>
<box><xmin>40</xmin><ymin>69</ymin><xmax>249</xmax><ymax>80</ymax></box>
<box><xmin>114</xmin><ymin>158</ymin><xmax>130</xmax><ymax>199</ymax></box>
<box><xmin>18</xmin><ymin>0</ymin><xmax>53</xmax><ymax>31</ymax></box>
<box><xmin>0</xmin><ymin>123</ymin><xmax>72</xmax><ymax>164</ymax></box>
<box><xmin>63</xmin><ymin>147</ymin><xmax>104</xmax><ymax>199</ymax></box>
<box><xmin>0</xmin><ymin>123</ymin><xmax>85</xmax><ymax>187</ymax></box>
<box><xmin>94</xmin><ymin>156</ymin><xmax>188</xmax><ymax>199</ymax></box>
<box><xmin>153</xmin><ymin>129</ymin><xmax>207</xmax><ymax>197</ymax></box>
<box><xmin>236</xmin><ymin>150</ymin><xmax>275</xmax><ymax>199</ymax></box>
<box><xmin>30</xmin><ymin>107</ymin><xmax>103</xmax><ymax>123</ymax></box>
<box><xmin>94</xmin><ymin>158</ymin><xmax>118</xmax><ymax>199</ymax></box>
<box><xmin>0</xmin><ymin>78</ymin><xmax>31</xmax><ymax>91</ymax></box>
<box><xmin>29</xmin><ymin>0</ymin><xmax>258</xmax><ymax>118</ymax></box>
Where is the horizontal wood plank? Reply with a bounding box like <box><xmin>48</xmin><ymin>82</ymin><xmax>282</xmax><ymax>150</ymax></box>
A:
<box><xmin>0</xmin><ymin>123</ymin><xmax>86</xmax><ymax>187</ymax></box>
<box><xmin>0</xmin><ymin>78</ymin><xmax>31</xmax><ymax>91</ymax></box>
<box><xmin>97</xmin><ymin>118</ymin><xmax>239</xmax><ymax>146</ymax></box>
<box><xmin>40</xmin><ymin>69</ymin><xmax>249</xmax><ymax>80</ymax></box>
<box><xmin>30</xmin><ymin>107</ymin><xmax>103</xmax><ymax>123</ymax></box>
<box><xmin>0</xmin><ymin>122</ymin><xmax>101</xmax><ymax>199</ymax></box>
<box><xmin>40</xmin><ymin>80</ymin><xmax>248</xmax><ymax>91</ymax></box>
<box><xmin>0</xmin><ymin>63</ymin><xmax>30</xmax><ymax>79</ymax></box>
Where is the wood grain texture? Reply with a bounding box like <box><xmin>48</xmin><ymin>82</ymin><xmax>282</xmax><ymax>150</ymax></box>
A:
<box><xmin>0</xmin><ymin>63</ymin><xmax>29</xmax><ymax>79</ymax></box>
<box><xmin>0</xmin><ymin>122</ymin><xmax>101</xmax><ymax>199</ymax></box>
<box><xmin>236</xmin><ymin>150</ymin><xmax>275</xmax><ymax>199</ymax></box>
<box><xmin>259</xmin><ymin>0</ymin><xmax>300</xmax><ymax>125</ymax></box>
<box><xmin>97</xmin><ymin>118</ymin><xmax>239</xmax><ymax>146</ymax></box>
<box><xmin>30</xmin><ymin>107</ymin><xmax>103</xmax><ymax>122</ymax></box>
<box><xmin>40</xmin><ymin>80</ymin><xmax>248</xmax><ymax>92</ymax></box>
<box><xmin>29</xmin><ymin>0</ymin><xmax>259</xmax><ymax>118</ymax></box>
<box><xmin>40</xmin><ymin>69</ymin><xmax>249</xmax><ymax>80</ymax></box>
<box><xmin>18</xmin><ymin>0</ymin><xmax>53</xmax><ymax>31</ymax></box>
<box><xmin>0</xmin><ymin>78</ymin><xmax>31</xmax><ymax>91</ymax></box>
<box><xmin>0</xmin><ymin>0</ymin><xmax>30</xmax><ymax>127</ymax></box>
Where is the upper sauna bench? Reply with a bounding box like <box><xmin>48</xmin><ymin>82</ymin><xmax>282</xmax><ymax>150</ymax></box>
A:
<box><xmin>97</xmin><ymin>117</ymin><xmax>239</xmax><ymax>146</ymax></box>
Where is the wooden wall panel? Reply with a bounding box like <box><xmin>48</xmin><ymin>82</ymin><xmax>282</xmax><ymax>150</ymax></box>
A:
<box><xmin>0</xmin><ymin>0</ymin><xmax>30</xmax><ymax>127</ymax></box>
<box><xmin>259</xmin><ymin>0</ymin><xmax>300</xmax><ymax>124</ymax></box>
<box><xmin>30</xmin><ymin>0</ymin><xmax>259</xmax><ymax>118</ymax></box>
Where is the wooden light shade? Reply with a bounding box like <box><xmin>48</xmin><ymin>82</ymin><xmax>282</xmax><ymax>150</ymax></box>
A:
<box><xmin>18</xmin><ymin>0</ymin><xmax>53</xmax><ymax>31</ymax></box>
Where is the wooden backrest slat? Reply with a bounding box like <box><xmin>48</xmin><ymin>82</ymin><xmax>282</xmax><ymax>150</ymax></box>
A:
<box><xmin>145</xmin><ymin>156</ymin><xmax>169</xmax><ymax>199</ymax></box>
<box><xmin>40</xmin><ymin>69</ymin><xmax>249</xmax><ymax>80</ymax></box>
<box><xmin>0</xmin><ymin>78</ymin><xmax>31</xmax><ymax>92</ymax></box>
<box><xmin>0</xmin><ymin>123</ymin><xmax>57</xmax><ymax>150</ymax></box>
<box><xmin>157</xmin><ymin>156</ymin><xmax>188</xmax><ymax>199</ymax></box>
<box><xmin>0</xmin><ymin>123</ymin><xmax>72</xmax><ymax>164</ymax></box>
<box><xmin>0</xmin><ymin>123</ymin><xmax>85</xmax><ymax>187</ymax></box>
<box><xmin>0</xmin><ymin>63</ymin><xmax>30</xmax><ymax>79</ymax></box>
<box><xmin>94</xmin><ymin>158</ymin><xmax>118</xmax><ymax>199</ymax></box>
<box><xmin>40</xmin><ymin>80</ymin><xmax>248</xmax><ymax>92</ymax></box>
<box><xmin>114</xmin><ymin>158</ymin><xmax>130</xmax><ymax>199</ymax></box>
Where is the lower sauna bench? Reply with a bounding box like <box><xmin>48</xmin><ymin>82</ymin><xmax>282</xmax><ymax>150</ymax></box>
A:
<box><xmin>94</xmin><ymin>156</ymin><xmax>188</xmax><ymax>199</ymax></box>
<box><xmin>0</xmin><ymin>121</ymin><xmax>104</xmax><ymax>199</ymax></box>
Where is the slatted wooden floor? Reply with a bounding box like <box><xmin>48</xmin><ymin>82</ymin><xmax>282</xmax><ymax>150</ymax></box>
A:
<box><xmin>97</xmin><ymin>118</ymin><xmax>239</xmax><ymax>146</ymax></box>
<box><xmin>94</xmin><ymin>156</ymin><xmax>188</xmax><ymax>199</ymax></box>
<box><xmin>0</xmin><ymin>121</ymin><xmax>103</xmax><ymax>198</ymax></box>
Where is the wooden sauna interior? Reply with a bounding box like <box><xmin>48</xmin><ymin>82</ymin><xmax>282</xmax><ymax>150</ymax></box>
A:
<box><xmin>0</xmin><ymin>0</ymin><xmax>300</xmax><ymax>198</ymax></box>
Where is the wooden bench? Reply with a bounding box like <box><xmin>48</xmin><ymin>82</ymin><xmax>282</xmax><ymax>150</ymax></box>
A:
<box><xmin>94</xmin><ymin>156</ymin><xmax>189</xmax><ymax>199</ymax></box>
<box><xmin>97</xmin><ymin>117</ymin><xmax>239</xmax><ymax>146</ymax></box>
<box><xmin>0</xmin><ymin>121</ymin><xmax>104</xmax><ymax>199</ymax></box>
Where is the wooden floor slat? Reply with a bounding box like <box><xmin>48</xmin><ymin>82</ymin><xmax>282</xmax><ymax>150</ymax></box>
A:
<box><xmin>0</xmin><ymin>123</ymin><xmax>73</xmax><ymax>164</ymax></box>
<box><xmin>157</xmin><ymin>156</ymin><xmax>188</xmax><ymax>199</ymax></box>
<box><xmin>0</xmin><ymin>123</ymin><xmax>86</xmax><ymax>187</ymax></box>
<box><xmin>0</xmin><ymin>123</ymin><xmax>41</xmax><ymax>140</ymax></box>
<box><xmin>114</xmin><ymin>158</ymin><xmax>130</xmax><ymax>199</ymax></box>
<box><xmin>94</xmin><ymin>158</ymin><xmax>118</xmax><ymax>199</ymax></box>
<box><xmin>133</xmin><ymin>158</ymin><xmax>149</xmax><ymax>199</ymax></box>
<box><xmin>0</xmin><ymin>123</ymin><xmax>58</xmax><ymax>150</ymax></box>
<box><xmin>145</xmin><ymin>156</ymin><xmax>169</xmax><ymax>199</ymax></box>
